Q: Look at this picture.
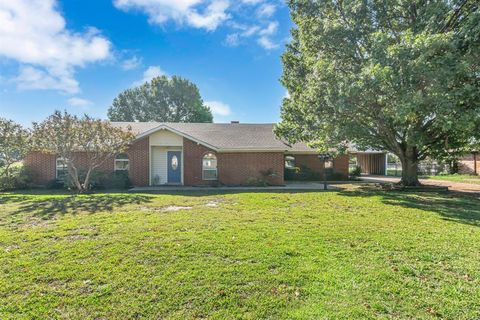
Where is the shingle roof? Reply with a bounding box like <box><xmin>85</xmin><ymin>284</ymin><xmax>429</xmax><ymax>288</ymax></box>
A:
<box><xmin>110</xmin><ymin>122</ymin><xmax>317</xmax><ymax>153</ymax></box>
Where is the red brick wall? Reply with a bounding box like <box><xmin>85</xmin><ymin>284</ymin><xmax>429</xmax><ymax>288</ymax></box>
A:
<box><xmin>333</xmin><ymin>155</ymin><xmax>349</xmax><ymax>177</ymax></box>
<box><xmin>295</xmin><ymin>155</ymin><xmax>323</xmax><ymax>172</ymax></box>
<box><xmin>183</xmin><ymin>138</ymin><xmax>284</xmax><ymax>186</ymax></box>
<box><xmin>218</xmin><ymin>152</ymin><xmax>284</xmax><ymax>185</ymax></box>
<box><xmin>24</xmin><ymin>152</ymin><xmax>56</xmax><ymax>185</ymax></box>
<box><xmin>127</xmin><ymin>137</ymin><xmax>150</xmax><ymax>187</ymax></box>
<box><xmin>293</xmin><ymin>154</ymin><xmax>349</xmax><ymax>178</ymax></box>
<box><xmin>183</xmin><ymin>138</ymin><xmax>217</xmax><ymax>186</ymax></box>
<box><xmin>24</xmin><ymin>137</ymin><xmax>150</xmax><ymax>187</ymax></box>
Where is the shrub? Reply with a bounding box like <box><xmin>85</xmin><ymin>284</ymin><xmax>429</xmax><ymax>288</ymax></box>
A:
<box><xmin>0</xmin><ymin>166</ymin><xmax>33</xmax><ymax>191</ymax></box>
<box><xmin>349</xmin><ymin>165</ymin><xmax>362</xmax><ymax>178</ymax></box>
<box><xmin>327</xmin><ymin>171</ymin><xmax>348</xmax><ymax>181</ymax></box>
<box><xmin>245</xmin><ymin>177</ymin><xmax>268</xmax><ymax>187</ymax></box>
<box><xmin>287</xmin><ymin>165</ymin><xmax>322</xmax><ymax>181</ymax></box>
<box><xmin>46</xmin><ymin>179</ymin><xmax>65</xmax><ymax>190</ymax></box>
<box><xmin>64</xmin><ymin>169</ymin><xmax>132</xmax><ymax>191</ymax></box>
<box><xmin>284</xmin><ymin>167</ymin><xmax>300</xmax><ymax>180</ymax></box>
<box><xmin>285</xmin><ymin>165</ymin><xmax>347</xmax><ymax>181</ymax></box>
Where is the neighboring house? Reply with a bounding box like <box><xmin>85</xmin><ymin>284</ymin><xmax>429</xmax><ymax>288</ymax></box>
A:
<box><xmin>25</xmin><ymin>122</ymin><xmax>349</xmax><ymax>187</ymax></box>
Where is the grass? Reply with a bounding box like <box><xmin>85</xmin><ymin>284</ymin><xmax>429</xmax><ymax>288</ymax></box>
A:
<box><xmin>1</xmin><ymin>188</ymin><xmax>479</xmax><ymax>319</ymax></box>
<box><xmin>422</xmin><ymin>174</ymin><xmax>480</xmax><ymax>185</ymax></box>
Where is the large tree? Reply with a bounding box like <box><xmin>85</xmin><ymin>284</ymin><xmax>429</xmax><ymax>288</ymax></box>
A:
<box><xmin>0</xmin><ymin>118</ymin><xmax>29</xmax><ymax>179</ymax></box>
<box><xmin>32</xmin><ymin>111</ymin><xmax>135</xmax><ymax>192</ymax></box>
<box><xmin>275</xmin><ymin>0</ymin><xmax>480</xmax><ymax>185</ymax></box>
<box><xmin>108</xmin><ymin>75</ymin><xmax>213</xmax><ymax>123</ymax></box>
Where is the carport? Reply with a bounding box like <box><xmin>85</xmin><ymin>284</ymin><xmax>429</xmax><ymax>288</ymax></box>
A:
<box><xmin>350</xmin><ymin>151</ymin><xmax>387</xmax><ymax>175</ymax></box>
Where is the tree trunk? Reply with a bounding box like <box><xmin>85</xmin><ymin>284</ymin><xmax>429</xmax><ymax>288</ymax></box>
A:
<box><xmin>399</xmin><ymin>148</ymin><xmax>420</xmax><ymax>186</ymax></box>
<box><xmin>82</xmin><ymin>168</ymin><xmax>94</xmax><ymax>193</ymax></box>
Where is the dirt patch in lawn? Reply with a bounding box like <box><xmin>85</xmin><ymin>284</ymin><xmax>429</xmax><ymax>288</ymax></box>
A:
<box><xmin>141</xmin><ymin>205</ymin><xmax>193</xmax><ymax>212</ymax></box>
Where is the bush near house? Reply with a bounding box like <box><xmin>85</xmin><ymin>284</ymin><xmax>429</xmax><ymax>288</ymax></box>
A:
<box><xmin>0</xmin><ymin>164</ymin><xmax>33</xmax><ymax>191</ymax></box>
<box><xmin>285</xmin><ymin>165</ymin><xmax>348</xmax><ymax>181</ymax></box>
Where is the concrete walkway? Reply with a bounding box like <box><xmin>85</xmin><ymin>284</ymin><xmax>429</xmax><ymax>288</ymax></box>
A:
<box><xmin>360</xmin><ymin>175</ymin><xmax>480</xmax><ymax>193</ymax></box>
<box><xmin>130</xmin><ymin>181</ymin><xmax>338</xmax><ymax>193</ymax></box>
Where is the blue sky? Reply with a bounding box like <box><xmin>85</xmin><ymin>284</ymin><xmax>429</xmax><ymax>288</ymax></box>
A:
<box><xmin>0</xmin><ymin>0</ymin><xmax>292</xmax><ymax>126</ymax></box>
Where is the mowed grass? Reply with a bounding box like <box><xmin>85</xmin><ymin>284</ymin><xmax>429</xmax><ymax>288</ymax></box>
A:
<box><xmin>423</xmin><ymin>174</ymin><xmax>480</xmax><ymax>185</ymax></box>
<box><xmin>0</xmin><ymin>189</ymin><xmax>479</xmax><ymax>319</ymax></box>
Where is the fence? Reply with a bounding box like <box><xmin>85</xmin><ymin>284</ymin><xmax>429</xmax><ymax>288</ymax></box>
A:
<box><xmin>386</xmin><ymin>161</ymin><xmax>449</xmax><ymax>177</ymax></box>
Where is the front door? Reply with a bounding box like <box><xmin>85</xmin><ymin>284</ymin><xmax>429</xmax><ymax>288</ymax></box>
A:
<box><xmin>167</xmin><ymin>151</ymin><xmax>182</xmax><ymax>184</ymax></box>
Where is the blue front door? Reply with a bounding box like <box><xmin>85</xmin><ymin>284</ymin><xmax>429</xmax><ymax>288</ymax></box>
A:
<box><xmin>167</xmin><ymin>151</ymin><xmax>182</xmax><ymax>184</ymax></box>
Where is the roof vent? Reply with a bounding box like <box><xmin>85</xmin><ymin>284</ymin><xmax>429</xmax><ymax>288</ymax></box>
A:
<box><xmin>231</xmin><ymin>121</ymin><xmax>240</xmax><ymax>124</ymax></box>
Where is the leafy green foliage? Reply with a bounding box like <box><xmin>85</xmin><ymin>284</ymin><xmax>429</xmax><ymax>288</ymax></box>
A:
<box><xmin>349</xmin><ymin>165</ymin><xmax>362</xmax><ymax>178</ymax></box>
<box><xmin>0</xmin><ymin>165</ymin><xmax>33</xmax><ymax>191</ymax></box>
<box><xmin>64</xmin><ymin>170</ymin><xmax>131</xmax><ymax>190</ymax></box>
<box><xmin>32</xmin><ymin>111</ymin><xmax>135</xmax><ymax>192</ymax></box>
<box><xmin>108</xmin><ymin>75</ymin><xmax>213</xmax><ymax>123</ymax></box>
<box><xmin>0</xmin><ymin>118</ymin><xmax>29</xmax><ymax>180</ymax></box>
<box><xmin>0</xmin><ymin>190</ymin><xmax>479</xmax><ymax>318</ymax></box>
<box><xmin>275</xmin><ymin>0</ymin><xmax>480</xmax><ymax>186</ymax></box>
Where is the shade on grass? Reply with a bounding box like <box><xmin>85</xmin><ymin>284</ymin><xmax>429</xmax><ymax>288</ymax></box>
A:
<box><xmin>0</xmin><ymin>189</ymin><xmax>479</xmax><ymax>319</ymax></box>
<box><xmin>423</xmin><ymin>174</ymin><xmax>480</xmax><ymax>185</ymax></box>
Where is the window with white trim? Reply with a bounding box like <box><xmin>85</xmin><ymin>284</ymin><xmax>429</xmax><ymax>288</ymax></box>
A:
<box><xmin>114</xmin><ymin>153</ymin><xmax>130</xmax><ymax>171</ymax></box>
<box><xmin>56</xmin><ymin>157</ymin><xmax>68</xmax><ymax>180</ymax></box>
<box><xmin>202</xmin><ymin>153</ymin><xmax>217</xmax><ymax>180</ymax></box>
<box><xmin>285</xmin><ymin>155</ymin><xmax>296</xmax><ymax>169</ymax></box>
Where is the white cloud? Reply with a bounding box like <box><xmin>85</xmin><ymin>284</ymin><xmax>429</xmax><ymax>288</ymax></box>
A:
<box><xmin>259</xmin><ymin>21</ymin><xmax>278</xmax><ymax>36</ymax></box>
<box><xmin>0</xmin><ymin>0</ymin><xmax>112</xmax><ymax>93</ymax></box>
<box><xmin>121</xmin><ymin>56</ymin><xmax>142</xmax><ymax>70</ymax></box>
<box><xmin>241</xmin><ymin>0</ymin><xmax>263</xmax><ymax>4</ymax></box>
<box><xmin>114</xmin><ymin>0</ymin><xmax>230</xmax><ymax>31</ymax></box>
<box><xmin>205</xmin><ymin>100</ymin><xmax>232</xmax><ymax>117</ymax></box>
<box><xmin>256</xmin><ymin>3</ymin><xmax>276</xmax><ymax>18</ymax></box>
<box><xmin>134</xmin><ymin>65</ymin><xmax>167</xmax><ymax>86</ymax></box>
<box><xmin>68</xmin><ymin>97</ymin><xmax>93</xmax><ymax>108</ymax></box>
<box><xmin>113</xmin><ymin>0</ymin><xmax>282</xmax><ymax>50</ymax></box>
<box><xmin>257</xmin><ymin>36</ymin><xmax>278</xmax><ymax>50</ymax></box>
<box><xmin>257</xmin><ymin>21</ymin><xmax>279</xmax><ymax>49</ymax></box>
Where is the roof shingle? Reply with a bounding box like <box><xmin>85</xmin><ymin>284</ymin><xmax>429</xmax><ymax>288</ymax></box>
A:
<box><xmin>110</xmin><ymin>122</ymin><xmax>316</xmax><ymax>153</ymax></box>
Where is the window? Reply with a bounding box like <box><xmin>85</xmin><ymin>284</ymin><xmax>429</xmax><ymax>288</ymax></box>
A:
<box><xmin>285</xmin><ymin>156</ymin><xmax>296</xmax><ymax>169</ymax></box>
<box><xmin>115</xmin><ymin>153</ymin><xmax>130</xmax><ymax>171</ymax></box>
<box><xmin>171</xmin><ymin>155</ymin><xmax>178</xmax><ymax>171</ymax></box>
<box><xmin>325</xmin><ymin>160</ymin><xmax>334</xmax><ymax>169</ymax></box>
<box><xmin>202</xmin><ymin>153</ymin><xmax>217</xmax><ymax>180</ymax></box>
<box><xmin>56</xmin><ymin>157</ymin><xmax>68</xmax><ymax>180</ymax></box>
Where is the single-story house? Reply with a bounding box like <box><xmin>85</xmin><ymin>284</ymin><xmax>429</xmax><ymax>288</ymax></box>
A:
<box><xmin>25</xmin><ymin>122</ymin><xmax>349</xmax><ymax>187</ymax></box>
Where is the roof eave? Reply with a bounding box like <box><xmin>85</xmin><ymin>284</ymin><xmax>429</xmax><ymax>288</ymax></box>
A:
<box><xmin>134</xmin><ymin>124</ymin><xmax>220</xmax><ymax>151</ymax></box>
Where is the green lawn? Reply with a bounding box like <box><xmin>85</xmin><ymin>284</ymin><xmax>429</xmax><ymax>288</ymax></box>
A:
<box><xmin>1</xmin><ymin>189</ymin><xmax>479</xmax><ymax>319</ymax></box>
<box><xmin>422</xmin><ymin>174</ymin><xmax>480</xmax><ymax>185</ymax></box>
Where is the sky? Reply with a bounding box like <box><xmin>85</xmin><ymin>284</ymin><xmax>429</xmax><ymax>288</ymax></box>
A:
<box><xmin>0</xmin><ymin>0</ymin><xmax>293</xmax><ymax>127</ymax></box>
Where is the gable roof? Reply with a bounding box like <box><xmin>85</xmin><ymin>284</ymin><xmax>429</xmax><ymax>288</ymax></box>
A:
<box><xmin>110</xmin><ymin>122</ymin><xmax>317</xmax><ymax>153</ymax></box>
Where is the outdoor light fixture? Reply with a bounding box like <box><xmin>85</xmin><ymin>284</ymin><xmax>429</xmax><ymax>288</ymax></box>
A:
<box><xmin>318</xmin><ymin>153</ymin><xmax>332</xmax><ymax>190</ymax></box>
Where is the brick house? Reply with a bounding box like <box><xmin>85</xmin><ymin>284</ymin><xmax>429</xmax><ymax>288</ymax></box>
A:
<box><xmin>25</xmin><ymin>122</ymin><xmax>349</xmax><ymax>187</ymax></box>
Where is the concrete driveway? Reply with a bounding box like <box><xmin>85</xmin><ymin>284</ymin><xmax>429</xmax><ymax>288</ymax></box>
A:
<box><xmin>360</xmin><ymin>175</ymin><xmax>480</xmax><ymax>193</ymax></box>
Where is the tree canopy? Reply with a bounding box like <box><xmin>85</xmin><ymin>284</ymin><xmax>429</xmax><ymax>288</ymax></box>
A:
<box><xmin>108</xmin><ymin>75</ymin><xmax>213</xmax><ymax>123</ymax></box>
<box><xmin>0</xmin><ymin>118</ymin><xmax>29</xmax><ymax>178</ymax></box>
<box><xmin>275</xmin><ymin>0</ymin><xmax>480</xmax><ymax>185</ymax></box>
<box><xmin>32</xmin><ymin>111</ymin><xmax>135</xmax><ymax>192</ymax></box>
